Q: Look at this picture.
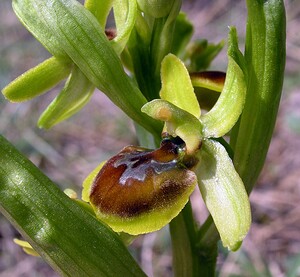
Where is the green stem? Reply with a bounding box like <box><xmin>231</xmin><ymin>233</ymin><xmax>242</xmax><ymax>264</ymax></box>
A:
<box><xmin>170</xmin><ymin>202</ymin><xmax>197</xmax><ymax>276</ymax></box>
<box><xmin>128</xmin><ymin>28</ymin><xmax>157</xmax><ymax>101</ymax></box>
<box><xmin>170</xmin><ymin>202</ymin><xmax>217</xmax><ymax>277</ymax></box>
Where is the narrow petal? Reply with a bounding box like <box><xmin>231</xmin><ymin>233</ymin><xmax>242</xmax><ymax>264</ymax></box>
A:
<box><xmin>160</xmin><ymin>54</ymin><xmax>201</xmax><ymax>118</ymax></box>
<box><xmin>200</xmin><ymin>27</ymin><xmax>246</xmax><ymax>138</ymax></box>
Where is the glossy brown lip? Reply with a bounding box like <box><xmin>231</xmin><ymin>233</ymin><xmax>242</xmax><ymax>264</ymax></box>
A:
<box><xmin>89</xmin><ymin>138</ymin><xmax>197</xmax><ymax>218</ymax></box>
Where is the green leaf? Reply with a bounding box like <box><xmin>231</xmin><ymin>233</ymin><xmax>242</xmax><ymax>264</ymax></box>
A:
<box><xmin>0</xmin><ymin>135</ymin><xmax>145</xmax><ymax>277</ymax></box>
<box><xmin>230</xmin><ymin>0</ymin><xmax>286</xmax><ymax>193</ymax></box>
<box><xmin>142</xmin><ymin>99</ymin><xmax>202</xmax><ymax>154</ymax></box>
<box><xmin>38</xmin><ymin>66</ymin><xmax>95</xmax><ymax>129</ymax></box>
<box><xmin>195</xmin><ymin>139</ymin><xmax>251</xmax><ymax>251</ymax></box>
<box><xmin>200</xmin><ymin>27</ymin><xmax>246</xmax><ymax>138</ymax></box>
<box><xmin>13</xmin><ymin>0</ymin><xmax>162</xmax><ymax>136</ymax></box>
<box><xmin>160</xmin><ymin>54</ymin><xmax>201</xmax><ymax>118</ymax></box>
<box><xmin>2</xmin><ymin>57</ymin><xmax>71</xmax><ymax>102</ymax></box>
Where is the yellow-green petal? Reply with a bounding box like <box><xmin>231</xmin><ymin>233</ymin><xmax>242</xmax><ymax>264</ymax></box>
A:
<box><xmin>200</xmin><ymin>27</ymin><xmax>246</xmax><ymax>138</ymax></box>
<box><xmin>160</xmin><ymin>53</ymin><xmax>201</xmax><ymax>118</ymax></box>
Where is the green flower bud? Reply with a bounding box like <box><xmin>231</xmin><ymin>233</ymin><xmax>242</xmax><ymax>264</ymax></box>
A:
<box><xmin>137</xmin><ymin>0</ymin><xmax>175</xmax><ymax>18</ymax></box>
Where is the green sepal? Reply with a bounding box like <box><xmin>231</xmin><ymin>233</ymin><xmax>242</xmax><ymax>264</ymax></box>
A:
<box><xmin>2</xmin><ymin>57</ymin><xmax>71</xmax><ymax>102</ymax></box>
<box><xmin>142</xmin><ymin>99</ymin><xmax>202</xmax><ymax>154</ymax></box>
<box><xmin>38</xmin><ymin>66</ymin><xmax>95</xmax><ymax>129</ymax></box>
<box><xmin>195</xmin><ymin>139</ymin><xmax>251</xmax><ymax>251</ymax></box>
<box><xmin>0</xmin><ymin>135</ymin><xmax>145</xmax><ymax>276</ymax></box>
<box><xmin>200</xmin><ymin>27</ymin><xmax>247</xmax><ymax>138</ymax></box>
<box><xmin>160</xmin><ymin>54</ymin><xmax>201</xmax><ymax>118</ymax></box>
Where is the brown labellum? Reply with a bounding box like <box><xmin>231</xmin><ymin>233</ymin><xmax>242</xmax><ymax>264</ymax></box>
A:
<box><xmin>89</xmin><ymin>137</ymin><xmax>198</xmax><ymax>223</ymax></box>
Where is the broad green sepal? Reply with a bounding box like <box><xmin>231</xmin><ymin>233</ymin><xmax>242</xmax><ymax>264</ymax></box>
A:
<box><xmin>160</xmin><ymin>54</ymin><xmax>201</xmax><ymax>118</ymax></box>
<box><xmin>2</xmin><ymin>57</ymin><xmax>71</xmax><ymax>102</ymax></box>
<box><xmin>38</xmin><ymin>66</ymin><xmax>95</xmax><ymax>129</ymax></box>
<box><xmin>201</xmin><ymin>27</ymin><xmax>246</xmax><ymax>138</ymax></box>
<box><xmin>142</xmin><ymin>99</ymin><xmax>202</xmax><ymax>154</ymax></box>
<box><xmin>195</xmin><ymin>139</ymin><xmax>251</xmax><ymax>251</ymax></box>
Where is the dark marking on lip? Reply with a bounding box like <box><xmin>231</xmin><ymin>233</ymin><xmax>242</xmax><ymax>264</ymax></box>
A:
<box><xmin>89</xmin><ymin>138</ymin><xmax>198</xmax><ymax>218</ymax></box>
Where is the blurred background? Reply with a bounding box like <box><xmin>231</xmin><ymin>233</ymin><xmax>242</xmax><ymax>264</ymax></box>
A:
<box><xmin>0</xmin><ymin>0</ymin><xmax>299</xmax><ymax>276</ymax></box>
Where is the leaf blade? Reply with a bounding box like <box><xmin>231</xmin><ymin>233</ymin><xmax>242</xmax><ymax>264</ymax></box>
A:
<box><xmin>0</xmin><ymin>135</ymin><xmax>145</xmax><ymax>277</ymax></box>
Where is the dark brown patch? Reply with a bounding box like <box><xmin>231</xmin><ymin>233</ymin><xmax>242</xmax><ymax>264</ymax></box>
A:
<box><xmin>190</xmin><ymin>71</ymin><xmax>226</xmax><ymax>86</ymax></box>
